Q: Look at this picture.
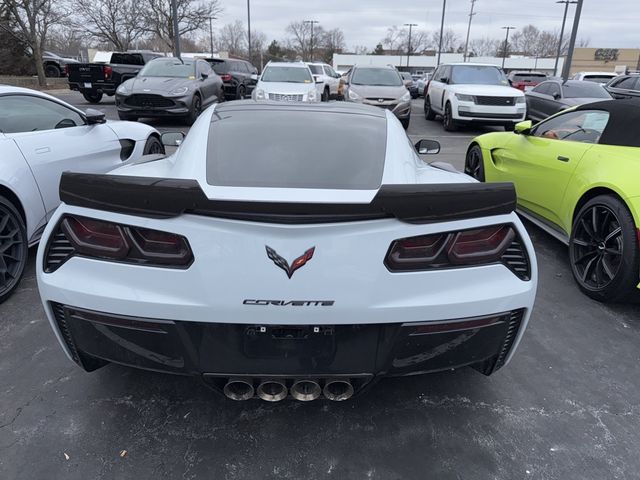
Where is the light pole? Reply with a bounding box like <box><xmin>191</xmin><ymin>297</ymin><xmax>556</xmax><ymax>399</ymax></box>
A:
<box><xmin>404</xmin><ymin>23</ymin><xmax>418</xmax><ymax>68</ymax></box>
<box><xmin>561</xmin><ymin>0</ymin><xmax>583</xmax><ymax>81</ymax></box>
<box><xmin>437</xmin><ymin>0</ymin><xmax>446</xmax><ymax>66</ymax></box>
<box><xmin>554</xmin><ymin>0</ymin><xmax>577</xmax><ymax>77</ymax></box>
<box><xmin>463</xmin><ymin>0</ymin><xmax>477</xmax><ymax>62</ymax></box>
<box><xmin>303</xmin><ymin>20</ymin><xmax>319</xmax><ymax>61</ymax></box>
<box><xmin>208</xmin><ymin>17</ymin><xmax>214</xmax><ymax>57</ymax></box>
<box><xmin>501</xmin><ymin>26</ymin><xmax>515</xmax><ymax>69</ymax></box>
<box><xmin>170</xmin><ymin>0</ymin><xmax>181</xmax><ymax>59</ymax></box>
<box><xmin>247</xmin><ymin>0</ymin><xmax>252</xmax><ymax>63</ymax></box>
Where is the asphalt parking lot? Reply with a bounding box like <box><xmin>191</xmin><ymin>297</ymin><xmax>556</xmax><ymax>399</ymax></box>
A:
<box><xmin>2</xmin><ymin>93</ymin><xmax>640</xmax><ymax>480</ymax></box>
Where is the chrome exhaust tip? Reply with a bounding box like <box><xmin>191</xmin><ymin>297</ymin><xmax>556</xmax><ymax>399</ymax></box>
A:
<box><xmin>290</xmin><ymin>379</ymin><xmax>321</xmax><ymax>401</ymax></box>
<box><xmin>256</xmin><ymin>379</ymin><xmax>288</xmax><ymax>402</ymax></box>
<box><xmin>223</xmin><ymin>378</ymin><xmax>255</xmax><ymax>401</ymax></box>
<box><xmin>323</xmin><ymin>379</ymin><xmax>354</xmax><ymax>401</ymax></box>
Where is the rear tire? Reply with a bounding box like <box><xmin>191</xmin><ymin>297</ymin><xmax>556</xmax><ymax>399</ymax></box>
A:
<box><xmin>0</xmin><ymin>195</ymin><xmax>28</xmax><ymax>304</ymax></box>
<box><xmin>569</xmin><ymin>195</ymin><xmax>639</xmax><ymax>303</ymax></box>
<box><xmin>44</xmin><ymin>64</ymin><xmax>61</xmax><ymax>78</ymax></box>
<box><xmin>82</xmin><ymin>91</ymin><xmax>103</xmax><ymax>104</ymax></box>
<box><xmin>443</xmin><ymin>102</ymin><xmax>457</xmax><ymax>132</ymax></box>
<box><xmin>464</xmin><ymin>145</ymin><xmax>485</xmax><ymax>181</ymax></box>
<box><xmin>143</xmin><ymin>135</ymin><xmax>165</xmax><ymax>155</ymax></box>
<box><xmin>424</xmin><ymin>96</ymin><xmax>436</xmax><ymax>120</ymax></box>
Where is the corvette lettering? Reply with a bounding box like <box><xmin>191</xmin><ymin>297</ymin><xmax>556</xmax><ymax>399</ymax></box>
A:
<box><xmin>243</xmin><ymin>300</ymin><xmax>335</xmax><ymax>306</ymax></box>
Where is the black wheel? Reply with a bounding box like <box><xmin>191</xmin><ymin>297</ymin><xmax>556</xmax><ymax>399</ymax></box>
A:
<box><xmin>464</xmin><ymin>145</ymin><xmax>485</xmax><ymax>181</ymax></box>
<box><xmin>424</xmin><ymin>96</ymin><xmax>436</xmax><ymax>120</ymax></box>
<box><xmin>569</xmin><ymin>195</ymin><xmax>639</xmax><ymax>302</ymax></box>
<box><xmin>443</xmin><ymin>102</ymin><xmax>457</xmax><ymax>132</ymax></box>
<box><xmin>117</xmin><ymin>112</ymin><xmax>138</xmax><ymax>121</ymax></box>
<box><xmin>401</xmin><ymin>117</ymin><xmax>410</xmax><ymax>130</ymax></box>
<box><xmin>185</xmin><ymin>94</ymin><xmax>202</xmax><ymax>126</ymax></box>
<box><xmin>0</xmin><ymin>196</ymin><xmax>28</xmax><ymax>304</ymax></box>
<box><xmin>44</xmin><ymin>64</ymin><xmax>61</xmax><ymax>78</ymax></box>
<box><xmin>237</xmin><ymin>85</ymin><xmax>246</xmax><ymax>99</ymax></box>
<box><xmin>82</xmin><ymin>91</ymin><xmax>103</xmax><ymax>104</ymax></box>
<box><xmin>143</xmin><ymin>135</ymin><xmax>165</xmax><ymax>155</ymax></box>
<box><xmin>322</xmin><ymin>87</ymin><xmax>330</xmax><ymax>102</ymax></box>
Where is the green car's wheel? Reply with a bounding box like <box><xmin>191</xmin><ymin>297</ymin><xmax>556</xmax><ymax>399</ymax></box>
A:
<box><xmin>569</xmin><ymin>195</ymin><xmax>639</xmax><ymax>302</ymax></box>
<box><xmin>464</xmin><ymin>145</ymin><xmax>485</xmax><ymax>181</ymax></box>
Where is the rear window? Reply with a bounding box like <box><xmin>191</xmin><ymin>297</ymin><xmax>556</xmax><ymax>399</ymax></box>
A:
<box><xmin>209</xmin><ymin>60</ymin><xmax>229</xmax><ymax>74</ymax></box>
<box><xmin>563</xmin><ymin>82</ymin><xmax>611</xmax><ymax>98</ymax></box>
<box><xmin>206</xmin><ymin>111</ymin><xmax>386</xmax><ymax>189</ymax></box>
<box><xmin>110</xmin><ymin>53</ymin><xmax>144</xmax><ymax>65</ymax></box>
<box><xmin>583</xmin><ymin>75</ymin><xmax>617</xmax><ymax>83</ymax></box>
<box><xmin>512</xmin><ymin>73</ymin><xmax>546</xmax><ymax>82</ymax></box>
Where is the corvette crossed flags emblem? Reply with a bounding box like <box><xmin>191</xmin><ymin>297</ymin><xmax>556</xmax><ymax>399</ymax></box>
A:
<box><xmin>265</xmin><ymin>246</ymin><xmax>315</xmax><ymax>279</ymax></box>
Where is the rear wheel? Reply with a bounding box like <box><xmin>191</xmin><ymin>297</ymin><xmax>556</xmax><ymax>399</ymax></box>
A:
<box><xmin>442</xmin><ymin>102</ymin><xmax>457</xmax><ymax>131</ymax></box>
<box><xmin>424</xmin><ymin>96</ymin><xmax>436</xmax><ymax>120</ymax></box>
<box><xmin>322</xmin><ymin>87</ymin><xmax>330</xmax><ymax>102</ymax></box>
<box><xmin>82</xmin><ymin>91</ymin><xmax>103</xmax><ymax>104</ymax></box>
<box><xmin>569</xmin><ymin>195</ymin><xmax>639</xmax><ymax>302</ymax></box>
<box><xmin>44</xmin><ymin>64</ymin><xmax>61</xmax><ymax>78</ymax></box>
<box><xmin>0</xmin><ymin>196</ymin><xmax>28</xmax><ymax>304</ymax></box>
<box><xmin>143</xmin><ymin>135</ymin><xmax>164</xmax><ymax>155</ymax></box>
<box><xmin>464</xmin><ymin>145</ymin><xmax>485</xmax><ymax>181</ymax></box>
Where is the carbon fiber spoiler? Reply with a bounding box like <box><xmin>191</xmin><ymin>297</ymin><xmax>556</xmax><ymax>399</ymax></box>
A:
<box><xmin>59</xmin><ymin>172</ymin><xmax>516</xmax><ymax>224</ymax></box>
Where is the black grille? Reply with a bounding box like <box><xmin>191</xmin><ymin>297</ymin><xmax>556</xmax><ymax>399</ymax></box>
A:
<box><xmin>50</xmin><ymin>302</ymin><xmax>80</xmax><ymax>364</ymax></box>
<box><xmin>44</xmin><ymin>228</ymin><xmax>75</xmax><ymax>273</ymax></box>
<box><xmin>475</xmin><ymin>96</ymin><xmax>515</xmax><ymax>106</ymax></box>
<box><xmin>501</xmin><ymin>237</ymin><xmax>531</xmax><ymax>281</ymax></box>
<box><xmin>494</xmin><ymin>309</ymin><xmax>525</xmax><ymax>370</ymax></box>
<box><xmin>125</xmin><ymin>94</ymin><xmax>175</xmax><ymax>108</ymax></box>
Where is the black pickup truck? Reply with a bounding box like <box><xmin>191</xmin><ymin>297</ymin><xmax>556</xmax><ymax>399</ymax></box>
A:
<box><xmin>67</xmin><ymin>51</ymin><xmax>163</xmax><ymax>104</ymax></box>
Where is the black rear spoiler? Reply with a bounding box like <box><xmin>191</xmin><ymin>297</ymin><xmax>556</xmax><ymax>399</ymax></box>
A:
<box><xmin>59</xmin><ymin>173</ymin><xmax>516</xmax><ymax>224</ymax></box>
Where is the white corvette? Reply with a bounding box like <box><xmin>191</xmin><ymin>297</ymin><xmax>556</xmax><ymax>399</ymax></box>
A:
<box><xmin>37</xmin><ymin>101</ymin><xmax>537</xmax><ymax>401</ymax></box>
<box><xmin>0</xmin><ymin>86</ymin><xmax>163</xmax><ymax>302</ymax></box>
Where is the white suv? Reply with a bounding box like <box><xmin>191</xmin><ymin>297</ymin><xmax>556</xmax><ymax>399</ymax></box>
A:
<box><xmin>424</xmin><ymin>63</ymin><xmax>526</xmax><ymax>131</ymax></box>
<box><xmin>306</xmin><ymin>62</ymin><xmax>341</xmax><ymax>101</ymax></box>
<box><xmin>252</xmin><ymin>62</ymin><xmax>319</xmax><ymax>102</ymax></box>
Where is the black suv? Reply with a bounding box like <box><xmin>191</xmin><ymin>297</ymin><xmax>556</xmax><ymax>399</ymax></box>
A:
<box><xmin>605</xmin><ymin>74</ymin><xmax>640</xmax><ymax>99</ymax></box>
<box><xmin>206</xmin><ymin>59</ymin><xmax>258</xmax><ymax>100</ymax></box>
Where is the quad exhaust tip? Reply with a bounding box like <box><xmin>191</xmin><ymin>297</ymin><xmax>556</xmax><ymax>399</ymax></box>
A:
<box><xmin>223</xmin><ymin>378</ymin><xmax>255</xmax><ymax>401</ymax></box>
<box><xmin>290</xmin><ymin>379</ymin><xmax>322</xmax><ymax>402</ymax></box>
<box><xmin>323</xmin><ymin>380</ymin><xmax>354</xmax><ymax>401</ymax></box>
<box><xmin>256</xmin><ymin>379</ymin><xmax>288</xmax><ymax>402</ymax></box>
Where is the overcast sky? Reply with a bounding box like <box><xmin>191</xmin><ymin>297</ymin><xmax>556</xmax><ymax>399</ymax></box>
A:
<box><xmin>217</xmin><ymin>0</ymin><xmax>639</xmax><ymax>51</ymax></box>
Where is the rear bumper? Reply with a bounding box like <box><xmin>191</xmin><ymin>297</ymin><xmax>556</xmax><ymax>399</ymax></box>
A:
<box><xmin>69</xmin><ymin>82</ymin><xmax>116</xmax><ymax>95</ymax></box>
<box><xmin>49</xmin><ymin>302</ymin><xmax>527</xmax><ymax>381</ymax></box>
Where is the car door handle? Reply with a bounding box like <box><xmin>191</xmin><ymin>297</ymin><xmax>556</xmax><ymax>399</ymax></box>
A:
<box><xmin>35</xmin><ymin>147</ymin><xmax>51</xmax><ymax>154</ymax></box>
<box><xmin>557</xmin><ymin>155</ymin><xmax>569</xmax><ymax>162</ymax></box>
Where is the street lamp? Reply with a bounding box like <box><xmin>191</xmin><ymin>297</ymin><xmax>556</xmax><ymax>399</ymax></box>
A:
<box><xmin>462</xmin><ymin>0</ymin><xmax>477</xmax><ymax>62</ymax></box>
<box><xmin>303</xmin><ymin>20</ymin><xmax>319</xmax><ymax>61</ymax></box>
<box><xmin>404</xmin><ymin>23</ymin><xmax>418</xmax><ymax>68</ymax></box>
<box><xmin>170</xmin><ymin>0</ymin><xmax>181</xmax><ymax>59</ymax></box>
<box><xmin>554</xmin><ymin>0</ymin><xmax>578</xmax><ymax>77</ymax></box>
<box><xmin>437</xmin><ymin>0</ymin><xmax>447</xmax><ymax>66</ymax></box>
<box><xmin>208</xmin><ymin>17</ymin><xmax>214</xmax><ymax>57</ymax></box>
<box><xmin>561</xmin><ymin>0</ymin><xmax>584</xmax><ymax>81</ymax></box>
<box><xmin>501</xmin><ymin>26</ymin><xmax>515</xmax><ymax>69</ymax></box>
<box><xmin>247</xmin><ymin>0</ymin><xmax>252</xmax><ymax>62</ymax></box>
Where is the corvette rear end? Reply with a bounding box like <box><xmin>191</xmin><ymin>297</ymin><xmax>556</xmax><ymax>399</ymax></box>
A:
<box><xmin>37</xmin><ymin>101</ymin><xmax>537</xmax><ymax>401</ymax></box>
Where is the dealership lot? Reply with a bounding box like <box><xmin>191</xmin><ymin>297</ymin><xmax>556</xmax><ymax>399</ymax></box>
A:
<box><xmin>2</xmin><ymin>94</ymin><xmax>640</xmax><ymax>479</ymax></box>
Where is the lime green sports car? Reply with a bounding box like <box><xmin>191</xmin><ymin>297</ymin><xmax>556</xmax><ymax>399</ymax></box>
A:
<box><xmin>465</xmin><ymin>99</ymin><xmax>640</xmax><ymax>302</ymax></box>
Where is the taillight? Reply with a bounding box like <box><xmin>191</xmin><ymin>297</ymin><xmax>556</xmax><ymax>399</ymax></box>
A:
<box><xmin>103</xmin><ymin>65</ymin><xmax>113</xmax><ymax>80</ymax></box>
<box><xmin>220</xmin><ymin>74</ymin><xmax>232</xmax><ymax>82</ymax></box>
<box><xmin>64</xmin><ymin>64</ymin><xmax>69</xmax><ymax>76</ymax></box>
<box><xmin>48</xmin><ymin>215</ymin><xmax>193</xmax><ymax>270</ymax></box>
<box><xmin>385</xmin><ymin>224</ymin><xmax>517</xmax><ymax>272</ymax></box>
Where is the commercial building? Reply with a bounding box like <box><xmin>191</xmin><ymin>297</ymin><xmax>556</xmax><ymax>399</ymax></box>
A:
<box><xmin>569</xmin><ymin>48</ymin><xmax>640</xmax><ymax>75</ymax></box>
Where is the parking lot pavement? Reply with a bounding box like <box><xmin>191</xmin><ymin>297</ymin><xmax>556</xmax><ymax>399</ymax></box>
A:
<box><xmin>2</xmin><ymin>94</ymin><xmax>640</xmax><ymax>479</ymax></box>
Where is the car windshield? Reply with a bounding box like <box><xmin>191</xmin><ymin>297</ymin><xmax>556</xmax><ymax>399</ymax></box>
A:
<box><xmin>583</xmin><ymin>75</ymin><xmax>617</xmax><ymax>83</ymax></box>
<box><xmin>563</xmin><ymin>82</ymin><xmax>612</xmax><ymax>98</ymax></box>
<box><xmin>352</xmin><ymin>68</ymin><xmax>402</xmax><ymax>86</ymax></box>
<box><xmin>401</xmin><ymin>72</ymin><xmax>412</xmax><ymax>80</ymax></box>
<box><xmin>308</xmin><ymin>65</ymin><xmax>323</xmax><ymax>74</ymax></box>
<box><xmin>139</xmin><ymin>60</ymin><xmax>195</xmax><ymax>78</ymax></box>
<box><xmin>261</xmin><ymin>66</ymin><xmax>313</xmax><ymax>83</ymax></box>
<box><xmin>450</xmin><ymin>65</ymin><xmax>507</xmax><ymax>85</ymax></box>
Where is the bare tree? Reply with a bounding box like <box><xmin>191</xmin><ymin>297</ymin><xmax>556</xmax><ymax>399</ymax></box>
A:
<box><xmin>382</xmin><ymin>25</ymin><xmax>404</xmax><ymax>52</ymax></box>
<box><xmin>71</xmin><ymin>0</ymin><xmax>145</xmax><ymax>51</ymax></box>
<box><xmin>216</xmin><ymin>20</ymin><xmax>246</xmax><ymax>56</ymax></box>
<box><xmin>353</xmin><ymin>45</ymin><xmax>369</xmax><ymax>55</ymax></box>
<box><xmin>248</xmin><ymin>29</ymin><xmax>266</xmax><ymax>67</ymax></box>
<box><xmin>5</xmin><ymin>0</ymin><xmax>64</xmax><ymax>85</ymax></box>
<box><xmin>382</xmin><ymin>26</ymin><xmax>431</xmax><ymax>55</ymax></box>
<box><xmin>321</xmin><ymin>27</ymin><xmax>345</xmax><ymax>63</ymax></box>
<box><xmin>46</xmin><ymin>25</ymin><xmax>89</xmax><ymax>57</ymax></box>
<box><xmin>469</xmin><ymin>37</ymin><xmax>501</xmax><ymax>57</ymax></box>
<box><xmin>431</xmin><ymin>29</ymin><xmax>459</xmax><ymax>54</ymax></box>
<box><xmin>141</xmin><ymin>0</ymin><xmax>222</xmax><ymax>52</ymax></box>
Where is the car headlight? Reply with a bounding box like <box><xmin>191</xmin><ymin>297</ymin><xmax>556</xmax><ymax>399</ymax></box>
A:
<box><xmin>515</xmin><ymin>96</ymin><xmax>526</xmax><ymax>104</ymax></box>
<box><xmin>255</xmin><ymin>89</ymin><xmax>266</xmax><ymax>100</ymax></box>
<box><xmin>348</xmin><ymin>89</ymin><xmax>361</xmax><ymax>101</ymax></box>
<box><xmin>169</xmin><ymin>86</ymin><xmax>189</xmax><ymax>96</ymax></box>
<box><xmin>308</xmin><ymin>89</ymin><xmax>317</xmax><ymax>101</ymax></box>
<box><xmin>116</xmin><ymin>83</ymin><xmax>131</xmax><ymax>95</ymax></box>
<box><xmin>455</xmin><ymin>93</ymin><xmax>475</xmax><ymax>102</ymax></box>
<box><xmin>400</xmin><ymin>91</ymin><xmax>411</xmax><ymax>102</ymax></box>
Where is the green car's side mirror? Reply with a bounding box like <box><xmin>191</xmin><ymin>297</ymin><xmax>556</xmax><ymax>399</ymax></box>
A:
<box><xmin>514</xmin><ymin>120</ymin><xmax>533</xmax><ymax>135</ymax></box>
